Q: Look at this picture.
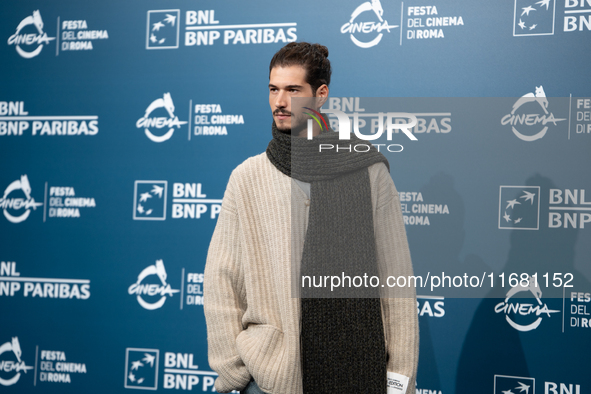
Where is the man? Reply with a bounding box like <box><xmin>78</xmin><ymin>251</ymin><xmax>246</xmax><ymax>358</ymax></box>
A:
<box><xmin>204</xmin><ymin>42</ymin><xmax>418</xmax><ymax>394</ymax></box>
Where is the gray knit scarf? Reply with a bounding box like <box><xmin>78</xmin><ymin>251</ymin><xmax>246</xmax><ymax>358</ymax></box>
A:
<box><xmin>266</xmin><ymin>120</ymin><xmax>388</xmax><ymax>394</ymax></box>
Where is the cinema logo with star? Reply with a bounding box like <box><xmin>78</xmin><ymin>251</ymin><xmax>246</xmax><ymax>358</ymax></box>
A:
<box><xmin>128</xmin><ymin>260</ymin><xmax>179</xmax><ymax>310</ymax></box>
<box><xmin>7</xmin><ymin>10</ymin><xmax>55</xmax><ymax>58</ymax></box>
<box><xmin>136</xmin><ymin>93</ymin><xmax>187</xmax><ymax>143</ymax></box>
<box><xmin>340</xmin><ymin>0</ymin><xmax>399</xmax><ymax>48</ymax></box>
<box><xmin>500</xmin><ymin>85</ymin><xmax>566</xmax><ymax>142</ymax></box>
<box><xmin>513</xmin><ymin>0</ymin><xmax>556</xmax><ymax>36</ymax></box>
<box><xmin>498</xmin><ymin>186</ymin><xmax>540</xmax><ymax>230</ymax></box>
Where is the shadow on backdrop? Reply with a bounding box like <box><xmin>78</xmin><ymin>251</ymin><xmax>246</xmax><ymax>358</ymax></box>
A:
<box><xmin>455</xmin><ymin>174</ymin><xmax>588</xmax><ymax>392</ymax></box>
<box><xmin>407</xmin><ymin>172</ymin><xmax>486</xmax><ymax>391</ymax></box>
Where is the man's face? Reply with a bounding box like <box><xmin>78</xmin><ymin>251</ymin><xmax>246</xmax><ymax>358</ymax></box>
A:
<box><xmin>269</xmin><ymin>65</ymin><xmax>316</xmax><ymax>133</ymax></box>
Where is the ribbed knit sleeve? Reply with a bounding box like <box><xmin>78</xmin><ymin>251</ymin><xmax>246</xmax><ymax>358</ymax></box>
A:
<box><xmin>203</xmin><ymin>174</ymin><xmax>252</xmax><ymax>393</ymax></box>
<box><xmin>373</xmin><ymin>164</ymin><xmax>419</xmax><ymax>393</ymax></box>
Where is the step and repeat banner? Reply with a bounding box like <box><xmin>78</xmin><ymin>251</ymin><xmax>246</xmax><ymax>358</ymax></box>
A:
<box><xmin>1</xmin><ymin>0</ymin><xmax>590</xmax><ymax>393</ymax></box>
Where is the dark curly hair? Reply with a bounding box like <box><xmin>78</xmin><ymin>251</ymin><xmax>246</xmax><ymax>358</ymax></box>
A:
<box><xmin>269</xmin><ymin>42</ymin><xmax>331</xmax><ymax>95</ymax></box>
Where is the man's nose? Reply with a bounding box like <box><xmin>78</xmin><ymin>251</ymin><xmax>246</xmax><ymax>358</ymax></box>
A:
<box><xmin>275</xmin><ymin>90</ymin><xmax>288</xmax><ymax>108</ymax></box>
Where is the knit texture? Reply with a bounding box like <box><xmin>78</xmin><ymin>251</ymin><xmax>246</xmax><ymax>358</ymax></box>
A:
<box><xmin>203</xmin><ymin>152</ymin><xmax>419</xmax><ymax>394</ymax></box>
<box><xmin>266</xmin><ymin>121</ymin><xmax>390</xmax><ymax>181</ymax></box>
<box><xmin>266</xmin><ymin>121</ymin><xmax>389</xmax><ymax>392</ymax></box>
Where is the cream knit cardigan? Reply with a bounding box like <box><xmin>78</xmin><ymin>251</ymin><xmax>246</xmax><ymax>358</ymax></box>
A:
<box><xmin>204</xmin><ymin>152</ymin><xmax>419</xmax><ymax>394</ymax></box>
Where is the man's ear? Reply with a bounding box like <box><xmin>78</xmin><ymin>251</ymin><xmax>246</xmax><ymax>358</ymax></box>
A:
<box><xmin>315</xmin><ymin>84</ymin><xmax>329</xmax><ymax>108</ymax></box>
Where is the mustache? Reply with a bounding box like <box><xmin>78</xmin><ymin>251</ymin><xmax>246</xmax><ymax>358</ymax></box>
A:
<box><xmin>273</xmin><ymin>109</ymin><xmax>291</xmax><ymax>116</ymax></box>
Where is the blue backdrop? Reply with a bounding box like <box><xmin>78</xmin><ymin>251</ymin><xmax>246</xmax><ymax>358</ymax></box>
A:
<box><xmin>1</xmin><ymin>0</ymin><xmax>590</xmax><ymax>393</ymax></box>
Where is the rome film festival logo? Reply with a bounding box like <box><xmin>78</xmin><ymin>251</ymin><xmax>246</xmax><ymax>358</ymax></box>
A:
<box><xmin>133</xmin><ymin>181</ymin><xmax>167</xmax><ymax>220</ymax></box>
<box><xmin>494</xmin><ymin>375</ymin><xmax>535</xmax><ymax>394</ymax></box>
<box><xmin>498</xmin><ymin>186</ymin><xmax>540</xmax><ymax>230</ymax></box>
<box><xmin>501</xmin><ymin>86</ymin><xmax>565</xmax><ymax>141</ymax></box>
<box><xmin>0</xmin><ymin>175</ymin><xmax>42</xmax><ymax>223</ymax></box>
<box><xmin>7</xmin><ymin>10</ymin><xmax>55</xmax><ymax>58</ymax></box>
<box><xmin>136</xmin><ymin>93</ymin><xmax>187</xmax><ymax>143</ymax></box>
<box><xmin>128</xmin><ymin>260</ymin><xmax>179</xmax><ymax>310</ymax></box>
<box><xmin>125</xmin><ymin>348</ymin><xmax>159</xmax><ymax>390</ymax></box>
<box><xmin>494</xmin><ymin>275</ymin><xmax>559</xmax><ymax>331</ymax></box>
<box><xmin>513</xmin><ymin>0</ymin><xmax>555</xmax><ymax>36</ymax></box>
<box><xmin>0</xmin><ymin>337</ymin><xmax>33</xmax><ymax>386</ymax></box>
<box><xmin>341</xmin><ymin>0</ymin><xmax>398</xmax><ymax>48</ymax></box>
<box><xmin>146</xmin><ymin>10</ymin><xmax>180</xmax><ymax>49</ymax></box>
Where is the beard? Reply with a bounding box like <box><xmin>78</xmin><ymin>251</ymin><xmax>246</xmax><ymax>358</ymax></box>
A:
<box><xmin>273</xmin><ymin>109</ymin><xmax>308</xmax><ymax>135</ymax></box>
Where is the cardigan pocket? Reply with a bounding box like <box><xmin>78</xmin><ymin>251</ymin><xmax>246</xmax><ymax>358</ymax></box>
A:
<box><xmin>236</xmin><ymin>324</ymin><xmax>286</xmax><ymax>393</ymax></box>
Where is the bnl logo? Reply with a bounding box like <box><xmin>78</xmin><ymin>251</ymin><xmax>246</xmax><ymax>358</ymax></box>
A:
<box><xmin>124</xmin><ymin>348</ymin><xmax>159</xmax><ymax>390</ymax></box>
<box><xmin>513</xmin><ymin>0</ymin><xmax>555</xmax><ymax>36</ymax></box>
<box><xmin>498</xmin><ymin>186</ymin><xmax>540</xmax><ymax>230</ymax></box>
<box><xmin>494</xmin><ymin>375</ymin><xmax>534</xmax><ymax>394</ymax></box>
<box><xmin>146</xmin><ymin>10</ymin><xmax>180</xmax><ymax>49</ymax></box>
<box><xmin>133</xmin><ymin>181</ymin><xmax>167</xmax><ymax>220</ymax></box>
<box><xmin>494</xmin><ymin>375</ymin><xmax>582</xmax><ymax>394</ymax></box>
<box><xmin>545</xmin><ymin>381</ymin><xmax>582</xmax><ymax>394</ymax></box>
